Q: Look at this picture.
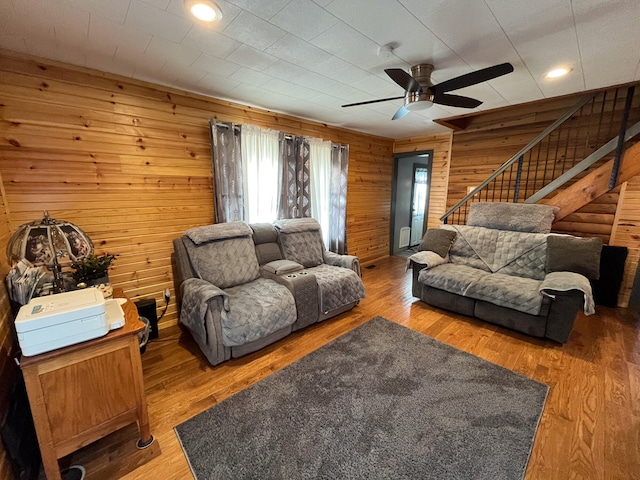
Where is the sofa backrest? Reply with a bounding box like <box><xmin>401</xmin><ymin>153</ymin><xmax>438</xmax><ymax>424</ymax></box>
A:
<box><xmin>182</xmin><ymin>221</ymin><xmax>260</xmax><ymax>289</ymax></box>
<box><xmin>443</xmin><ymin>224</ymin><xmax>548</xmax><ymax>280</ymax></box>
<box><xmin>250</xmin><ymin>223</ymin><xmax>283</xmax><ymax>265</ymax></box>
<box><xmin>274</xmin><ymin>218</ymin><xmax>325</xmax><ymax>268</ymax></box>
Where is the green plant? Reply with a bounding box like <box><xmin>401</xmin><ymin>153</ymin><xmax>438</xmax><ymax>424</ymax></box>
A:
<box><xmin>70</xmin><ymin>253</ymin><xmax>117</xmax><ymax>283</ymax></box>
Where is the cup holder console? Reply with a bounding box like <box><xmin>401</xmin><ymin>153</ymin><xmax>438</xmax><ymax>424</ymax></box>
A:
<box><xmin>285</xmin><ymin>270</ymin><xmax>309</xmax><ymax>279</ymax></box>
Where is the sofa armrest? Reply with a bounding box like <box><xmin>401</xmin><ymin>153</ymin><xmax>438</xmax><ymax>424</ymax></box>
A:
<box><xmin>180</xmin><ymin>278</ymin><xmax>229</xmax><ymax>340</ymax></box>
<box><xmin>540</xmin><ymin>271</ymin><xmax>595</xmax><ymax>315</ymax></box>
<box><xmin>539</xmin><ymin>271</ymin><xmax>595</xmax><ymax>344</ymax></box>
<box><xmin>181</xmin><ymin>277</ymin><xmax>228</xmax><ymax>310</ymax></box>
<box><xmin>408</xmin><ymin>251</ymin><xmax>449</xmax><ymax>299</ymax></box>
<box><xmin>410</xmin><ymin>260</ymin><xmax>428</xmax><ymax>298</ymax></box>
<box><xmin>324</xmin><ymin>251</ymin><xmax>361</xmax><ymax>277</ymax></box>
<box><xmin>173</xmin><ymin>237</ymin><xmax>198</xmax><ymax>306</ymax></box>
<box><xmin>543</xmin><ymin>289</ymin><xmax>584</xmax><ymax>344</ymax></box>
<box><xmin>179</xmin><ymin>278</ymin><xmax>230</xmax><ymax>365</ymax></box>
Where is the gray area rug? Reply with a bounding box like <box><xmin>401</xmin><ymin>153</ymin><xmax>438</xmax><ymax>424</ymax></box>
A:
<box><xmin>175</xmin><ymin>317</ymin><xmax>548</xmax><ymax>479</ymax></box>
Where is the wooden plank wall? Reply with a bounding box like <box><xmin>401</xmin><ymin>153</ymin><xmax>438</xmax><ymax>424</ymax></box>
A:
<box><xmin>552</xmin><ymin>188</ymin><xmax>620</xmax><ymax>244</ymax></box>
<box><xmin>393</xmin><ymin>133</ymin><xmax>453</xmax><ymax>229</ymax></box>
<box><xmin>0</xmin><ymin>51</ymin><xmax>394</xmax><ymax>335</ymax></box>
<box><xmin>610</xmin><ymin>177</ymin><xmax>640</xmax><ymax>307</ymax></box>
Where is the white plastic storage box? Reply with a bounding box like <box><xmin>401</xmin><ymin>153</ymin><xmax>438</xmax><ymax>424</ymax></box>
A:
<box><xmin>15</xmin><ymin>288</ymin><xmax>124</xmax><ymax>356</ymax></box>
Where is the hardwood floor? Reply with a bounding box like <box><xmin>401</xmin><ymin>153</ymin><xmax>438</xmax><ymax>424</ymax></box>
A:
<box><xmin>64</xmin><ymin>256</ymin><xmax>640</xmax><ymax>480</ymax></box>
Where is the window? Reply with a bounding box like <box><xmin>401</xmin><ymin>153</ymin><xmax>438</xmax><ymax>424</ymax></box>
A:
<box><xmin>241</xmin><ymin>124</ymin><xmax>281</xmax><ymax>223</ymax></box>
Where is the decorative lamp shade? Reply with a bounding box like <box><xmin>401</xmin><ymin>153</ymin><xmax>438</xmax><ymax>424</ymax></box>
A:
<box><xmin>6</xmin><ymin>212</ymin><xmax>94</xmax><ymax>266</ymax></box>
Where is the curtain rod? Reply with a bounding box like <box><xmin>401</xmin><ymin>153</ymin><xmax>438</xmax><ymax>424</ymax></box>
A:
<box><xmin>212</xmin><ymin>121</ymin><xmax>240</xmax><ymax>131</ymax></box>
<box><xmin>213</xmin><ymin>121</ymin><xmax>294</xmax><ymax>140</ymax></box>
<box><xmin>212</xmin><ymin>121</ymin><xmax>292</xmax><ymax>138</ymax></box>
<box><xmin>212</xmin><ymin>120</ymin><xmax>346</xmax><ymax>147</ymax></box>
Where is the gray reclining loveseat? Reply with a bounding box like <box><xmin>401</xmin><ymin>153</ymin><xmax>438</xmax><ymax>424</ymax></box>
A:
<box><xmin>410</xmin><ymin>202</ymin><xmax>601</xmax><ymax>344</ymax></box>
<box><xmin>173</xmin><ymin>218</ymin><xmax>365</xmax><ymax>366</ymax></box>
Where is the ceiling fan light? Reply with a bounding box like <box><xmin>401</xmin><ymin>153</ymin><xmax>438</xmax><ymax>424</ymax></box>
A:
<box><xmin>405</xmin><ymin>100</ymin><xmax>433</xmax><ymax>111</ymax></box>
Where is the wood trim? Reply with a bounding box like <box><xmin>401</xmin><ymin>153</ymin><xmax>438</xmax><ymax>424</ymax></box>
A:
<box><xmin>609</xmin><ymin>181</ymin><xmax>627</xmax><ymax>242</ymax></box>
<box><xmin>542</xmin><ymin>142</ymin><xmax>640</xmax><ymax>221</ymax></box>
<box><xmin>435</xmin><ymin>79</ymin><xmax>640</xmax><ymax>130</ymax></box>
<box><xmin>394</xmin><ymin>133</ymin><xmax>453</xmax><ymax>228</ymax></box>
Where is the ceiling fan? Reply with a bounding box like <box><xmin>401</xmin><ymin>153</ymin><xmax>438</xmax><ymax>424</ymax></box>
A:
<box><xmin>342</xmin><ymin>62</ymin><xmax>514</xmax><ymax>120</ymax></box>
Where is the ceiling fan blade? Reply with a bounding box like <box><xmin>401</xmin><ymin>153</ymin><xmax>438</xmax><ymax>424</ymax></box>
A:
<box><xmin>392</xmin><ymin>105</ymin><xmax>410</xmax><ymax>120</ymax></box>
<box><xmin>385</xmin><ymin>69</ymin><xmax>421</xmax><ymax>92</ymax></box>
<box><xmin>433</xmin><ymin>93</ymin><xmax>482</xmax><ymax>108</ymax></box>
<box><xmin>342</xmin><ymin>96</ymin><xmax>405</xmax><ymax>108</ymax></box>
<box><xmin>431</xmin><ymin>62</ymin><xmax>514</xmax><ymax>94</ymax></box>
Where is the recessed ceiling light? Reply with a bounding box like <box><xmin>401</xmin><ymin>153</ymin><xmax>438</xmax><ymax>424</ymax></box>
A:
<box><xmin>187</xmin><ymin>1</ymin><xmax>222</xmax><ymax>22</ymax></box>
<box><xmin>545</xmin><ymin>67</ymin><xmax>570</xmax><ymax>79</ymax></box>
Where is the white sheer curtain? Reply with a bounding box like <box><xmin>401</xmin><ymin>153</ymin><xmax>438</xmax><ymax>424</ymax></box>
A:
<box><xmin>241</xmin><ymin>124</ymin><xmax>281</xmax><ymax>223</ymax></box>
<box><xmin>310</xmin><ymin>137</ymin><xmax>332</xmax><ymax>248</ymax></box>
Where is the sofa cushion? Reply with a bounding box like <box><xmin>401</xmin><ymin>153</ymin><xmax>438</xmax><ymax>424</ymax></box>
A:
<box><xmin>183</xmin><ymin>236</ymin><xmax>260</xmax><ymax>289</ymax></box>
<box><xmin>497</xmin><ymin>244</ymin><xmax>547</xmax><ymax>281</ymax></box>
<box><xmin>546</xmin><ymin>235</ymin><xmax>602</xmax><ymax>280</ymax></box>
<box><xmin>279</xmin><ymin>230</ymin><xmax>325</xmax><ymax>268</ymax></box>
<box><xmin>250</xmin><ymin>223</ymin><xmax>283</xmax><ymax>265</ymax></box>
<box><xmin>464</xmin><ymin>273</ymin><xmax>543</xmax><ymax>316</ymax></box>
<box><xmin>418</xmin><ymin>264</ymin><xmax>490</xmax><ymax>296</ymax></box>
<box><xmin>446</xmin><ymin>225</ymin><xmax>548</xmax><ymax>280</ymax></box>
<box><xmin>254</xmin><ymin>243</ymin><xmax>282</xmax><ymax>265</ymax></box>
<box><xmin>250</xmin><ymin>223</ymin><xmax>279</xmax><ymax>243</ymax></box>
<box><xmin>303</xmin><ymin>264</ymin><xmax>365</xmax><ymax>313</ymax></box>
<box><xmin>418</xmin><ymin>228</ymin><xmax>457</xmax><ymax>257</ymax></box>
<box><xmin>445</xmin><ymin>226</ymin><xmax>494</xmax><ymax>272</ymax></box>
<box><xmin>493</xmin><ymin>230</ymin><xmax>548</xmax><ymax>280</ymax></box>
<box><xmin>467</xmin><ymin>202</ymin><xmax>559</xmax><ymax>233</ymax></box>
<box><xmin>221</xmin><ymin>277</ymin><xmax>296</xmax><ymax>346</ymax></box>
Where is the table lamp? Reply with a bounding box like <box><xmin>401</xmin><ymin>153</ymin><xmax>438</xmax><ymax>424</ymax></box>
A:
<box><xmin>6</xmin><ymin>212</ymin><xmax>94</xmax><ymax>293</ymax></box>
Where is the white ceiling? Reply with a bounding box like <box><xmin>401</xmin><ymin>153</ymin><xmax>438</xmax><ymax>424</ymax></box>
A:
<box><xmin>1</xmin><ymin>0</ymin><xmax>639</xmax><ymax>139</ymax></box>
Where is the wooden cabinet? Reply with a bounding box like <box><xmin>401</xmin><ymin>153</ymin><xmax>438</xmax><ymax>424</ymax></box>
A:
<box><xmin>20</xmin><ymin>292</ymin><xmax>152</xmax><ymax>480</ymax></box>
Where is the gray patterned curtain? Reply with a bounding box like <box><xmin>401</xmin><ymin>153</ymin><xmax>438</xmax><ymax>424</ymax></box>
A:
<box><xmin>329</xmin><ymin>144</ymin><xmax>349</xmax><ymax>254</ymax></box>
<box><xmin>277</xmin><ymin>135</ymin><xmax>311</xmax><ymax>219</ymax></box>
<box><xmin>210</xmin><ymin>120</ymin><xmax>244</xmax><ymax>223</ymax></box>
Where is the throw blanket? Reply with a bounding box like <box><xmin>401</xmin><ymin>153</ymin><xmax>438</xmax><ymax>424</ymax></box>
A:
<box><xmin>306</xmin><ymin>264</ymin><xmax>365</xmax><ymax>314</ymax></box>
<box><xmin>406</xmin><ymin>251</ymin><xmax>448</xmax><ymax>272</ymax></box>
<box><xmin>539</xmin><ymin>271</ymin><xmax>595</xmax><ymax>315</ymax></box>
<box><xmin>444</xmin><ymin>224</ymin><xmax>548</xmax><ymax>280</ymax></box>
<box><xmin>185</xmin><ymin>221</ymin><xmax>253</xmax><ymax>245</ymax></box>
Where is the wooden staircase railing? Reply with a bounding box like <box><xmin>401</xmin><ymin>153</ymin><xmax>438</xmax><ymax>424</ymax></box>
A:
<box><xmin>441</xmin><ymin>84</ymin><xmax>640</xmax><ymax>225</ymax></box>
